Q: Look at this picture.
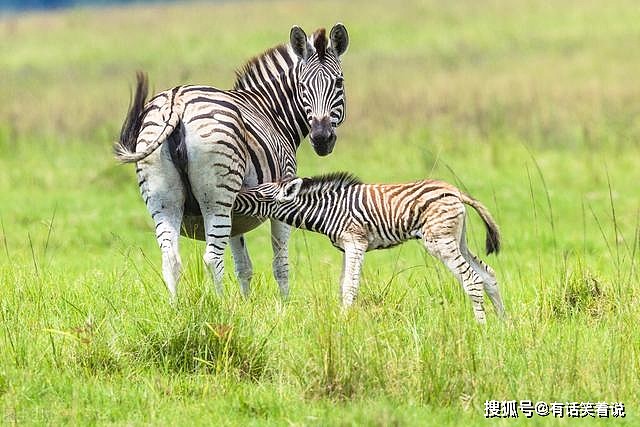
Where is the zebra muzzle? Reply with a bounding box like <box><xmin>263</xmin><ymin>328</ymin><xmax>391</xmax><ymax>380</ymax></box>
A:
<box><xmin>310</xmin><ymin>116</ymin><xmax>336</xmax><ymax>156</ymax></box>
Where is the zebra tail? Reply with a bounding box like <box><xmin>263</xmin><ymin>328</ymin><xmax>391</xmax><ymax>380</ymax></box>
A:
<box><xmin>460</xmin><ymin>193</ymin><xmax>501</xmax><ymax>255</ymax></box>
<box><xmin>114</xmin><ymin>71</ymin><xmax>150</xmax><ymax>163</ymax></box>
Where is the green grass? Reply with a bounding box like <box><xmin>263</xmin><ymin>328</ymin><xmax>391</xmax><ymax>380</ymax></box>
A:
<box><xmin>1</xmin><ymin>0</ymin><xmax>639</xmax><ymax>425</ymax></box>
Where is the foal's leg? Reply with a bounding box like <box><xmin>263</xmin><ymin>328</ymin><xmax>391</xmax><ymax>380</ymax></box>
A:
<box><xmin>424</xmin><ymin>237</ymin><xmax>485</xmax><ymax>323</ymax></box>
<box><xmin>459</xmin><ymin>223</ymin><xmax>506</xmax><ymax>318</ymax></box>
<box><xmin>339</xmin><ymin>236</ymin><xmax>368</xmax><ymax>307</ymax></box>
<box><xmin>424</xmin><ymin>236</ymin><xmax>487</xmax><ymax>323</ymax></box>
<box><xmin>464</xmin><ymin>250</ymin><xmax>505</xmax><ymax>318</ymax></box>
<box><xmin>421</xmin><ymin>201</ymin><xmax>486</xmax><ymax>323</ymax></box>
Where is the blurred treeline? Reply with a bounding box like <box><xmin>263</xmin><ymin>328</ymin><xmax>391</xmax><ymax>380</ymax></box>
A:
<box><xmin>0</xmin><ymin>0</ymin><xmax>170</xmax><ymax>12</ymax></box>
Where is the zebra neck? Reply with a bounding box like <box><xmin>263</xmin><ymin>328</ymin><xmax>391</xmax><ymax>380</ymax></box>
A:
<box><xmin>234</xmin><ymin>45</ymin><xmax>310</xmax><ymax>148</ymax></box>
<box><xmin>275</xmin><ymin>195</ymin><xmax>338</xmax><ymax>235</ymax></box>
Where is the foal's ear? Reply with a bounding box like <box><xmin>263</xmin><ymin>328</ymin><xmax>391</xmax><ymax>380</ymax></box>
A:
<box><xmin>329</xmin><ymin>23</ymin><xmax>349</xmax><ymax>58</ymax></box>
<box><xmin>277</xmin><ymin>178</ymin><xmax>303</xmax><ymax>202</ymax></box>
<box><xmin>290</xmin><ymin>25</ymin><xmax>312</xmax><ymax>61</ymax></box>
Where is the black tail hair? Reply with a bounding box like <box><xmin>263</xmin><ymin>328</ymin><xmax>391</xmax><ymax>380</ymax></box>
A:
<box><xmin>485</xmin><ymin>221</ymin><xmax>501</xmax><ymax>255</ymax></box>
<box><xmin>460</xmin><ymin>192</ymin><xmax>501</xmax><ymax>255</ymax></box>
<box><xmin>115</xmin><ymin>71</ymin><xmax>149</xmax><ymax>159</ymax></box>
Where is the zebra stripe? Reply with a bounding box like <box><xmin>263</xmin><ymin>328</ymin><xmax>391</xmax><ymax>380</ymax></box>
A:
<box><xmin>115</xmin><ymin>25</ymin><xmax>349</xmax><ymax>300</ymax></box>
<box><xmin>234</xmin><ymin>172</ymin><xmax>506</xmax><ymax>324</ymax></box>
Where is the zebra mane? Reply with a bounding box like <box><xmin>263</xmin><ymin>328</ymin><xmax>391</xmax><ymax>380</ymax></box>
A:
<box><xmin>234</xmin><ymin>44</ymin><xmax>292</xmax><ymax>90</ymax></box>
<box><xmin>233</xmin><ymin>28</ymin><xmax>330</xmax><ymax>90</ymax></box>
<box><xmin>299</xmin><ymin>172</ymin><xmax>363</xmax><ymax>193</ymax></box>
<box><xmin>313</xmin><ymin>28</ymin><xmax>328</xmax><ymax>61</ymax></box>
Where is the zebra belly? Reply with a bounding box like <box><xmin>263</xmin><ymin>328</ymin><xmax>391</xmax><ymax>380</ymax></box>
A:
<box><xmin>366</xmin><ymin>231</ymin><xmax>406</xmax><ymax>251</ymax></box>
<box><xmin>368</xmin><ymin>240</ymin><xmax>404</xmax><ymax>251</ymax></box>
<box><xmin>181</xmin><ymin>215</ymin><xmax>205</xmax><ymax>241</ymax></box>
<box><xmin>231</xmin><ymin>214</ymin><xmax>267</xmax><ymax>235</ymax></box>
<box><xmin>180</xmin><ymin>214</ymin><xmax>266</xmax><ymax>241</ymax></box>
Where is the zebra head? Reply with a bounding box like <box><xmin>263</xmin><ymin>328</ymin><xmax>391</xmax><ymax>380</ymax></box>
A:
<box><xmin>290</xmin><ymin>24</ymin><xmax>349</xmax><ymax>156</ymax></box>
<box><xmin>244</xmin><ymin>178</ymin><xmax>303</xmax><ymax>203</ymax></box>
<box><xmin>235</xmin><ymin>178</ymin><xmax>304</xmax><ymax>217</ymax></box>
<box><xmin>276</xmin><ymin>178</ymin><xmax>304</xmax><ymax>202</ymax></box>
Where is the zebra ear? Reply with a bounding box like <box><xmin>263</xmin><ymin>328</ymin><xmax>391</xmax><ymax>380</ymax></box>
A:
<box><xmin>278</xmin><ymin>178</ymin><xmax>303</xmax><ymax>202</ymax></box>
<box><xmin>290</xmin><ymin>26</ymin><xmax>312</xmax><ymax>61</ymax></box>
<box><xmin>329</xmin><ymin>23</ymin><xmax>349</xmax><ymax>58</ymax></box>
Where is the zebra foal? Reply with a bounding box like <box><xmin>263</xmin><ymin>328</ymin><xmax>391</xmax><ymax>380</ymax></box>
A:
<box><xmin>234</xmin><ymin>173</ymin><xmax>506</xmax><ymax>323</ymax></box>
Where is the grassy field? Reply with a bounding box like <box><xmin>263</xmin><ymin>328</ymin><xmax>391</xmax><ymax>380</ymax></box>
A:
<box><xmin>1</xmin><ymin>0</ymin><xmax>639</xmax><ymax>425</ymax></box>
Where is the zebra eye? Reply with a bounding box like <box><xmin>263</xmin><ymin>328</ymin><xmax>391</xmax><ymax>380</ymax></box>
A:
<box><xmin>335</xmin><ymin>78</ymin><xmax>344</xmax><ymax>89</ymax></box>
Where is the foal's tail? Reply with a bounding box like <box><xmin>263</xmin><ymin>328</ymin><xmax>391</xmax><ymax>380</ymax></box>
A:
<box><xmin>460</xmin><ymin>193</ymin><xmax>501</xmax><ymax>255</ymax></box>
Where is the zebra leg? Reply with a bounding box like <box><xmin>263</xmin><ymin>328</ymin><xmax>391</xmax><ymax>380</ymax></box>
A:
<box><xmin>465</xmin><ymin>250</ymin><xmax>505</xmax><ymax>319</ymax></box>
<box><xmin>270</xmin><ymin>219</ymin><xmax>291</xmax><ymax>298</ymax></box>
<box><xmin>198</xmin><ymin>198</ymin><xmax>235</xmax><ymax>295</ymax></box>
<box><xmin>230</xmin><ymin>234</ymin><xmax>253</xmax><ymax>297</ymax></box>
<box><xmin>340</xmin><ymin>237</ymin><xmax>368</xmax><ymax>307</ymax></box>
<box><xmin>186</xmin><ymin>139</ymin><xmax>245</xmax><ymax>296</ymax></box>
<box><xmin>136</xmin><ymin>147</ymin><xmax>185</xmax><ymax>301</ymax></box>
<box><xmin>459</xmin><ymin>222</ymin><xmax>506</xmax><ymax>319</ymax></box>
<box><xmin>157</xmin><ymin>212</ymin><xmax>184</xmax><ymax>302</ymax></box>
<box><xmin>424</xmin><ymin>236</ymin><xmax>487</xmax><ymax>324</ymax></box>
<box><xmin>339</xmin><ymin>263</ymin><xmax>345</xmax><ymax>298</ymax></box>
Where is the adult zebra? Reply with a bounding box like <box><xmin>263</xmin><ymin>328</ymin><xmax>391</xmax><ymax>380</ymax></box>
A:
<box><xmin>115</xmin><ymin>24</ymin><xmax>349</xmax><ymax>299</ymax></box>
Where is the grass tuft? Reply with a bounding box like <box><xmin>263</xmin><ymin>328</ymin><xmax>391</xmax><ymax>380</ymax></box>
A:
<box><xmin>131</xmin><ymin>296</ymin><xmax>268</xmax><ymax>380</ymax></box>
<box><xmin>552</xmin><ymin>266</ymin><xmax>611</xmax><ymax>319</ymax></box>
